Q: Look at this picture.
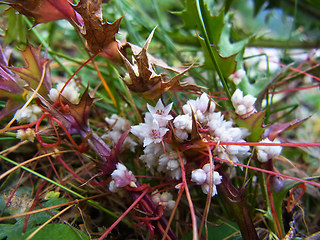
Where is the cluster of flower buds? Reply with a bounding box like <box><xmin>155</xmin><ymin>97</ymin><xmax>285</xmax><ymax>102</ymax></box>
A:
<box><xmin>108</xmin><ymin>90</ymin><xmax>283</xmax><ymax>198</ymax></box>
<box><xmin>127</xmin><ymin>93</ymin><xmax>254</xmax><ymax>196</ymax></box>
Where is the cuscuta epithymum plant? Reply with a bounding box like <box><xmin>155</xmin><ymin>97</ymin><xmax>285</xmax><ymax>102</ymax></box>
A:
<box><xmin>0</xmin><ymin>0</ymin><xmax>320</xmax><ymax>240</ymax></box>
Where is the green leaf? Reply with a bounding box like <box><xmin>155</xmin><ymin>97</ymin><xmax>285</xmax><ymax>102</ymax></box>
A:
<box><xmin>174</xmin><ymin>0</ymin><xmax>225</xmax><ymax>45</ymax></box>
<box><xmin>218</xmin><ymin>22</ymin><xmax>248</xmax><ymax>58</ymax></box>
<box><xmin>182</xmin><ymin>220</ymin><xmax>241</xmax><ymax>240</ymax></box>
<box><xmin>24</xmin><ymin>223</ymin><xmax>90</xmax><ymax>240</ymax></box>
<box><xmin>0</xmin><ymin>187</ymin><xmax>69</xmax><ymax>239</ymax></box>
<box><xmin>4</xmin><ymin>7</ymin><xmax>27</xmax><ymax>46</ymax></box>
<box><xmin>235</xmin><ymin>111</ymin><xmax>266</xmax><ymax>142</ymax></box>
<box><xmin>174</xmin><ymin>0</ymin><xmax>200</xmax><ymax>30</ymax></box>
<box><xmin>0</xmin><ymin>221</ymin><xmax>24</xmax><ymax>240</ymax></box>
<box><xmin>198</xmin><ymin>36</ymin><xmax>237</xmax><ymax>79</ymax></box>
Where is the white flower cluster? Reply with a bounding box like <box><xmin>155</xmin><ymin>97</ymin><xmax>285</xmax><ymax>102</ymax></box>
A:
<box><xmin>16</xmin><ymin>128</ymin><xmax>36</xmax><ymax>142</ymax></box>
<box><xmin>131</xmin><ymin>93</ymin><xmax>252</xmax><ymax>193</ymax></box>
<box><xmin>152</xmin><ymin>190</ymin><xmax>176</xmax><ymax>211</ymax></box>
<box><xmin>15</xmin><ymin>104</ymin><xmax>42</xmax><ymax>123</ymax></box>
<box><xmin>109</xmin><ymin>163</ymin><xmax>136</xmax><ymax>192</ymax></box>
<box><xmin>174</xmin><ymin>93</ymin><xmax>251</xmax><ymax>164</ymax></box>
<box><xmin>139</xmin><ymin>143</ymin><xmax>185</xmax><ymax>180</ymax></box>
<box><xmin>191</xmin><ymin>164</ymin><xmax>222</xmax><ymax>197</ymax></box>
<box><xmin>174</xmin><ymin>93</ymin><xmax>215</xmax><ymax>140</ymax></box>
<box><xmin>131</xmin><ymin>100</ymin><xmax>186</xmax><ymax>179</ymax></box>
<box><xmin>131</xmin><ymin>100</ymin><xmax>172</xmax><ymax>147</ymax></box>
<box><xmin>231</xmin><ymin>89</ymin><xmax>256</xmax><ymax>117</ymax></box>
<box><xmin>256</xmin><ymin>138</ymin><xmax>282</xmax><ymax>163</ymax></box>
<box><xmin>48</xmin><ymin>80</ymin><xmax>80</xmax><ymax>104</ymax></box>
<box><xmin>103</xmin><ymin>114</ymin><xmax>138</xmax><ymax>152</ymax></box>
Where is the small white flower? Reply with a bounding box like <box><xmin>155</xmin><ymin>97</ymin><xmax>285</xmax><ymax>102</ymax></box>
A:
<box><xmin>16</xmin><ymin>128</ymin><xmax>36</xmax><ymax>142</ymax></box>
<box><xmin>109</xmin><ymin>163</ymin><xmax>136</xmax><ymax>192</ymax></box>
<box><xmin>173</xmin><ymin>114</ymin><xmax>193</xmax><ymax>132</ymax></box>
<box><xmin>103</xmin><ymin>114</ymin><xmax>137</xmax><ymax>152</ymax></box>
<box><xmin>183</xmin><ymin>93</ymin><xmax>215</xmax><ymax>115</ymax></box>
<box><xmin>257</xmin><ymin>138</ymin><xmax>282</xmax><ymax>163</ymax></box>
<box><xmin>109</xmin><ymin>180</ymin><xmax>117</xmax><ymax>193</ymax></box>
<box><xmin>131</xmin><ymin>113</ymin><xmax>169</xmax><ymax>147</ymax></box>
<box><xmin>147</xmin><ymin>99</ymin><xmax>173</xmax><ymax>127</ymax></box>
<box><xmin>105</xmin><ymin>114</ymin><xmax>131</xmax><ymax>132</ymax></box>
<box><xmin>167</xmin><ymin>160</ymin><xmax>179</xmax><ymax>171</ymax></box>
<box><xmin>152</xmin><ymin>191</ymin><xmax>176</xmax><ymax>211</ymax></box>
<box><xmin>174</xmin><ymin>129</ymin><xmax>189</xmax><ymax>140</ymax></box>
<box><xmin>191</xmin><ymin>169</ymin><xmax>207</xmax><ymax>185</ymax></box>
<box><xmin>15</xmin><ymin>105</ymin><xmax>42</xmax><ymax>123</ymax></box>
<box><xmin>231</xmin><ymin>89</ymin><xmax>256</xmax><ymax>116</ymax></box>
<box><xmin>48</xmin><ymin>80</ymin><xmax>80</xmax><ymax>104</ymax></box>
<box><xmin>191</xmin><ymin>164</ymin><xmax>222</xmax><ymax>197</ymax></box>
<box><xmin>207</xmin><ymin>110</ymin><xmax>251</xmax><ymax>165</ymax></box>
<box><xmin>158</xmin><ymin>152</ymin><xmax>184</xmax><ymax>180</ymax></box>
<box><xmin>183</xmin><ymin>93</ymin><xmax>215</xmax><ymax>124</ymax></box>
<box><xmin>229</xmin><ymin>69</ymin><xmax>246</xmax><ymax>85</ymax></box>
<box><xmin>139</xmin><ymin>143</ymin><xmax>163</xmax><ymax>170</ymax></box>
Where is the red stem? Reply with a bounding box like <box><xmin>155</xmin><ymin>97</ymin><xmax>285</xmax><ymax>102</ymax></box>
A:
<box><xmin>98</xmin><ymin>188</ymin><xmax>148</xmax><ymax>240</ymax></box>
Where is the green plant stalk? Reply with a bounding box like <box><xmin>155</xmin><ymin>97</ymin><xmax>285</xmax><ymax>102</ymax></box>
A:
<box><xmin>257</xmin><ymin>169</ymin><xmax>278</xmax><ymax>234</ymax></box>
<box><xmin>217</xmin><ymin>171</ymin><xmax>258</xmax><ymax>240</ymax></box>
<box><xmin>0</xmin><ymin>154</ymin><xmax>130</xmax><ymax>226</ymax></box>
<box><xmin>168</xmin><ymin>33</ymin><xmax>320</xmax><ymax>49</ymax></box>
<box><xmin>195</xmin><ymin>0</ymin><xmax>232</xmax><ymax>102</ymax></box>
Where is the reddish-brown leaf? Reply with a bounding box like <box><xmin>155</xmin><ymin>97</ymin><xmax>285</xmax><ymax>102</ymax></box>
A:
<box><xmin>72</xmin><ymin>0</ymin><xmax>122</xmax><ymax>58</ymax></box>
<box><xmin>263</xmin><ymin>117</ymin><xmax>310</xmax><ymax>141</ymax></box>
<box><xmin>120</xmin><ymin>29</ymin><xmax>202</xmax><ymax>99</ymax></box>
<box><xmin>10</xmin><ymin>44</ymin><xmax>52</xmax><ymax>95</ymax></box>
<box><xmin>64</xmin><ymin>87</ymin><xmax>94</xmax><ymax>129</ymax></box>
<box><xmin>1</xmin><ymin>0</ymin><xmax>81</xmax><ymax>25</ymax></box>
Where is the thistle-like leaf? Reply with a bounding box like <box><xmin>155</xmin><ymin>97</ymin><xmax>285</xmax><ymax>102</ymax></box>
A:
<box><xmin>120</xmin><ymin>29</ymin><xmax>202</xmax><ymax>99</ymax></box>
<box><xmin>64</xmin><ymin>87</ymin><xmax>94</xmax><ymax>129</ymax></box>
<box><xmin>72</xmin><ymin>0</ymin><xmax>122</xmax><ymax>58</ymax></box>
<box><xmin>10</xmin><ymin>44</ymin><xmax>52</xmax><ymax>95</ymax></box>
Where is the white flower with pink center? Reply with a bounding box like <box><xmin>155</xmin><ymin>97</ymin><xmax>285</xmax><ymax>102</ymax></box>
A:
<box><xmin>109</xmin><ymin>163</ymin><xmax>136</xmax><ymax>192</ymax></box>
<box><xmin>131</xmin><ymin>113</ymin><xmax>169</xmax><ymax>147</ymax></box>
<box><xmin>147</xmin><ymin>99</ymin><xmax>173</xmax><ymax>127</ymax></box>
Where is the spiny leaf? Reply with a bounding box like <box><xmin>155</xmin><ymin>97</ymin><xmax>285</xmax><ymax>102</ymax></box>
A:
<box><xmin>10</xmin><ymin>44</ymin><xmax>52</xmax><ymax>95</ymax></box>
<box><xmin>218</xmin><ymin>22</ymin><xmax>248</xmax><ymax>58</ymax></box>
<box><xmin>120</xmin><ymin>29</ymin><xmax>202</xmax><ymax>99</ymax></box>
<box><xmin>199</xmin><ymin>37</ymin><xmax>237</xmax><ymax>79</ymax></box>
<box><xmin>65</xmin><ymin>87</ymin><xmax>94</xmax><ymax>129</ymax></box>
<box><xmin>176</xmin><ymin>1</ymin><xmax>248</xmax><ymax>80</ymax></box>
<box><xmin>72</xmin><ymin>0</ymin><xmax>123</xmax><ymax>58</ymax></box>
